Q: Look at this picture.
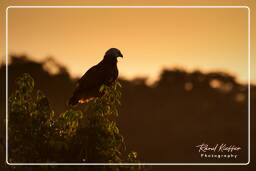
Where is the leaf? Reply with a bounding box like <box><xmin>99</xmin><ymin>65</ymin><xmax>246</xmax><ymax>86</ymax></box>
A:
<box><xmin>99</xmin><ymin>85</ymin><xmax>105</xmax><ymax>92</ymax></box>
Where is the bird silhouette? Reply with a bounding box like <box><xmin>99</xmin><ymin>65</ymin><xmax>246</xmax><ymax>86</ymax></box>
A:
<box><xmin>68</xmin><ymin>48</ymin><xmax>123</xmax><ymax>106</ymax></box>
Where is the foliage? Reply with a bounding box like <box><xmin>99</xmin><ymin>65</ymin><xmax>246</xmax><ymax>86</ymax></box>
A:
<box><xmin>8</xmin><ymin>73</ymin><xmax>143</xmax><ymax>171</ymax></box>
<box><xmin>2</xmin><ymin>56</ymin><xmax>252</xmax><ymax>169</ymax></box>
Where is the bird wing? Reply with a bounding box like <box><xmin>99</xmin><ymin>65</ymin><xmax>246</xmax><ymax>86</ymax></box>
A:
<box><xmin>76</xmin><ymin>62</ymin><xmax>107</xmax><ymax>90</ymax></box>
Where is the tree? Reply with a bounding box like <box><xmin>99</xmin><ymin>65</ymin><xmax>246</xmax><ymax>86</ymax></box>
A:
<box><xmin>8</xmin><ymin>73</ymin><xmax>143</xmax><ymax>171</ymax></box>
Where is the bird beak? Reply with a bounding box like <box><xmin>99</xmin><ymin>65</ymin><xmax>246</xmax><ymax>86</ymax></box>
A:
<box><xmin>120</xmin><ymin>53</ymin><xmax>123</xmax><ymax>58</ymax></box>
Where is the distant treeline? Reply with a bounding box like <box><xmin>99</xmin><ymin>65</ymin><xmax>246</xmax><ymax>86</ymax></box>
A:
<box><xmin>0</xmin><ymin>56</ymin><xmax>255</xmax><ymax>171</ymax></box>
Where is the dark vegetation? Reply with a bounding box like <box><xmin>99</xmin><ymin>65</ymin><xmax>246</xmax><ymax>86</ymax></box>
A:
<box><xmin>0</xmin><ymin>55</ymin><xmax>255</xmax><ymax>171</ymax></box>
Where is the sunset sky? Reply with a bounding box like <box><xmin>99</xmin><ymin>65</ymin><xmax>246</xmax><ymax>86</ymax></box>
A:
<box><xmin>2</xmin><ymin>3</ymin><xmax>254</xmax><ymax>84</ymax></box>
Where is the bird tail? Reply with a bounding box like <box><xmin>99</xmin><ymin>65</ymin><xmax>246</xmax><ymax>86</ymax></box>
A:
<box><xmin>67</xmin><ymin>95</ymin><xmax>79</xmax><ymax>107</ymax></box>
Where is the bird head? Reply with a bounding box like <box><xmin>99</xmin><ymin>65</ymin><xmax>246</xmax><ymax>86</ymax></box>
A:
<box><xmin>105</xmin><ymin>48</ymin><xmax>123</xmax><ymax>58</ymax></box>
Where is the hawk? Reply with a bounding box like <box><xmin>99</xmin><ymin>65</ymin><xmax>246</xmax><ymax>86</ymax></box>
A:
<box><xmin>68</xmin><ymin>48</ymin><xmax>123</xmax><ymax>106</ymax></box>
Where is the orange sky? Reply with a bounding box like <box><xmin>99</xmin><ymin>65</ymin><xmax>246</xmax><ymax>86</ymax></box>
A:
<box><xmin>0</xmin><ymin>0</ymin><xmax>255</xmax><ymax>84</ymax></box>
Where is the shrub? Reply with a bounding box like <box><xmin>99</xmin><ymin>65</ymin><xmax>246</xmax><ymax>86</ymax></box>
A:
<box><xmin>8</xmin><ymin>73</ymin><xmax>142</xmax><ymax>171</ymax></box>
